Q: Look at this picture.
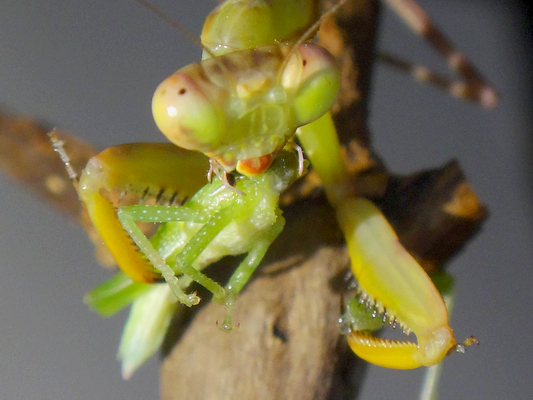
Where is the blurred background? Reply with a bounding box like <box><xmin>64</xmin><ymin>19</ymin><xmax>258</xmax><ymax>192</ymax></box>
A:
<box><xmin>0</xmin><ymin>0</ymin><xmax>531</xmax><ymax>399</ymax></box>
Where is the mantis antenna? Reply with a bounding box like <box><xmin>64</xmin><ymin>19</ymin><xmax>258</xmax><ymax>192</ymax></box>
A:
<box><xmin>135</xmin><ymin>0</ymin><xmax>217</xmax><ymax>59</ymax></box>
<box><xmin>135</xmin><ymin>0</ymin><xmax>238</xmax><ymax>88</ymax></box>
<box><xmin>276</xmin><ymin>0</ymin><xmax>348</xmax><ymax>83</ymax></box>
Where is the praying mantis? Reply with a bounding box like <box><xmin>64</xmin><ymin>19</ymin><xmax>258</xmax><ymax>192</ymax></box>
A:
<box><xmin>0</xmin><ymin>0</ymin><xmax>496</xmax><ymax>400</ymax></box>
<box><xmin>57</xmin><ymin>0</ymin><xmax>493</xmax><ymax>383</ymax></box>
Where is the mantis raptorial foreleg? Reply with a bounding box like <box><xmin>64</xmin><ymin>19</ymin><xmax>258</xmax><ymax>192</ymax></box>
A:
<box><xmin>76</xmin><ymin>143</ymin><xmax>209</xmax><ymax>283</ymax></box>
<box><xmin>297</xmin><ymin>93</ymin><xmax>483</xmax><ymax>371</ymax></box>
<box><xmin>297</xmin><ymin>112</ymin><xmax>457</xmax><ymax>368</ymax></box>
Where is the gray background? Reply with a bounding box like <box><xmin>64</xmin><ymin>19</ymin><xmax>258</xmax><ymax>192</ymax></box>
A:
<box><xmin>0</xmin><ymin>0</ymin><xmax>531</xmax><ymax>399</ymax></box>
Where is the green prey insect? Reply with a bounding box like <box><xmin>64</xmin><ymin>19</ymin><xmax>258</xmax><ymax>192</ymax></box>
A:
<box><xmin>52</xmin><ymin>135</ymin><xmax>304</xmax><ymax>377</ymax></box>
<box><xmin>62</xmin><ymin>139</ymin><xmax>302</xmax><ymax>322</ymax></box>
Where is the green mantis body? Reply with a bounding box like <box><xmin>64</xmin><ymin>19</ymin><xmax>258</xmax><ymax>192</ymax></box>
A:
<box><xmin>70</xmin><ymin>0</ymin><xmax>492</xmax><ymax>379</ymax></box>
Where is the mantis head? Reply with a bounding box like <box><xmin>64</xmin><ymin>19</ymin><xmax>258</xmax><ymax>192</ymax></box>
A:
<box><xmin>151</xmin><ymin>42</ymin><xmax>339</xmax><ymax>176</ymax></box>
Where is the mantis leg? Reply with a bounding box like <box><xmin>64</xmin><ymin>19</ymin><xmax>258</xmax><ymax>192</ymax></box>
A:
<box><xmin>297</xmin><ymin>105</ymin><xmax>458</xmax><ymax>369</ymax></box>
<box><xmin>296</xmin><ymin>112</ymin><xmax>347</xmax><ymax>194</ymax></box>
<box><xmin>383</xmin><ymin>0</ymin><xmax>498</xmax><ymax>108</ymax></box>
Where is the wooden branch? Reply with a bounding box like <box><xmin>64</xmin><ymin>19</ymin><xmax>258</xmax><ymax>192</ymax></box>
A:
<box><xmin>0</xmin><ymin>111</ymin><xmax>119</xmax><ymax>267</ymax></box>
<box><xmin>0</xmin><ymin>112</ymin><xmax>95</xmax><ymax>218</ymax></box>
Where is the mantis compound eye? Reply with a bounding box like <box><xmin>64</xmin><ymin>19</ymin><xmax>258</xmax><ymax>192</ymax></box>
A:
<box><xmin>152</xmin><ymin>70</ymin><xmax>226</xmax><ymax>153</ymax></box>
<box><xmin>283</xmin><ymin>43</ymin><xmax>340</xmax><ymax>125</ymax></box>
